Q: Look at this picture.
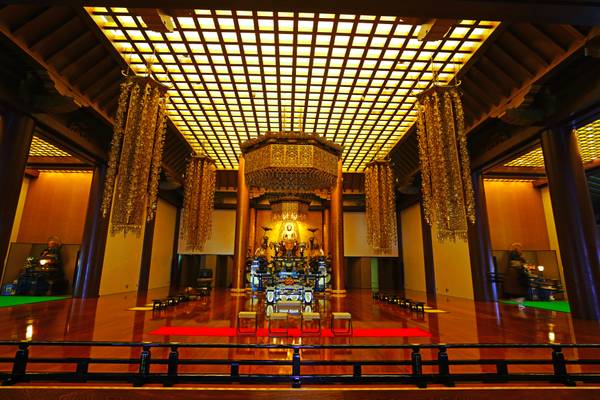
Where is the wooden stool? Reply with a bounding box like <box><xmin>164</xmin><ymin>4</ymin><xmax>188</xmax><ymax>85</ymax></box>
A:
<box><xmin>331</xmin><ymin>312</ymin><xmax>352</xmax><ymax>336</ymax></box>
<box><xmin>152</xmin><ymin>299</ymin><xmax>167</xmax><ymax>311</ymax></box>
<box><xmin>268</xmin><ymin>312</ymin><xmax>289</xmax><ymax>336</ymax></box>
<box><xmin>412</xmin><ymin>301</ymin><xmax>425</xmax><ymax>314</ymax></box>
<box><xmin>301</xmin><ymin>312</ymin><xmax>321</xmax><ymax>335</ymax></box>
<box><xmin>167</xmin><ymin>297</ymin><xmax>178</xmax><ymax>306</ymax></box>
<box><xmin>237</xmin><ymin>311</ymin><xmax>257</xmax><ymax>335</ymax></box>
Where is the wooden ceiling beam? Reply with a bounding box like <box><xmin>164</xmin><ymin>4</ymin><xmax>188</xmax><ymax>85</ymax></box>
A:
<box><xmin>130</xmin><ymin>8</ymin><xmax>174</xmax><ymax>33</ymax></box>
<box><xmin>31</xmin><ymin>0</ymin><xmax>600</xmax><ymax>25</ymax></box>
<box><xmin>467</xmin><ymin>27</ymin><xmax>600</xmax><ymax>133</ymax></box>
<box><xmin>417</xmin><ymin>19</ymin><xmax>456</xmax><ymax>42</ymax></box>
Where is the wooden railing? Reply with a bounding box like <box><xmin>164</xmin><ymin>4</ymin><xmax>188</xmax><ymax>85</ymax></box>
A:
<box><xmin>0</xmin><ymin>341</ymin><xmax>599</xmax><ymax>388</ymax></box>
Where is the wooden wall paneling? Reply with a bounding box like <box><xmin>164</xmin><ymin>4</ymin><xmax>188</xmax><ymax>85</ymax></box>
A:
<box><xmin>483</xmin><ymin>180</ymin><xmax>551</xmax><ymax>250</ymax></box>
<box><xmin>17</xmin><ymin>171</ymin><xmax>93</xmax><ymax>244</ymax></box>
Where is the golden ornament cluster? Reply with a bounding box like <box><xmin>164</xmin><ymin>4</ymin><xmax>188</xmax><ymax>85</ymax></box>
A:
<box><xmin>364</xmin><ymin>160</ymin><xmax>398</xmax><ymax>253</ymax></box>
<box><xmin>416</xmin><ymin>85</ymin><xmax>475</xmax><ymax>242</ymax></box>
<box><xmin>101</xmin><ymin>75</ymin><xmax>168</xmax><ymax>236</ymax></box>
<box><xmin>241</xmin><ymin>132</ymin><xmax>341</xmax><ymax>194</ymax></box>
<box><xmin>180</xmin><ymin>156</ymin><xmax>216</xmax><ymax>251</ymax></box>
<box><xmin>270</xmin><ymin>197</ymin><xmax>310</xmax><ymax>221</ymax></box>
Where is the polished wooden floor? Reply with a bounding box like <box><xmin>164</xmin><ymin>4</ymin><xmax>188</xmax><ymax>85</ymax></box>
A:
<box><xmin>1</xmin><ymin>287</ymin><xmax>599</xmax><ymax>344</ymax></box>
<box><xmin>1</xmin><ymin>288</ymin><xmax>600</xmax><ymax>377</ymax></box>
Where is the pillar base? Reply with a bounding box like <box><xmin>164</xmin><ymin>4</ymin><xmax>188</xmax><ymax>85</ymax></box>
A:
<box><xmin>331</xmin><ymin>289</ymin><xmax>347</xmax><ymax>298</ymax></box>
<box><xmin>230</xmin><ymin>288</ymin><xmax>246</xmax><ymax>297</ymax></box>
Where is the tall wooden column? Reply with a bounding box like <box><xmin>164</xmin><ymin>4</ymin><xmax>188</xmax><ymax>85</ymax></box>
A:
<box><xmin>467</xmin><ymin>170</ymin><xmax>497</xmax><ymax>302</ymax></box>
<box><xmin>137</xmin><ymin>218</ymin><xmax>156</xmax><ymax>302</ymax></box>
<box><xmin>73</xmin><ymin>164</ymin><xmax>110</xmax><ymax>298</ymax></box>
<box><xmin>541</xmin><ymin>126</ymin><xmax>600</xmax><ymax>320</ymax></box>
<box><xmin>330</xmin><ymin>159</ymin><xmax>346</xmax><ymax>297</ymax></box>
<box><xmin>420</xmin><ymin>200</ymin><xmax>436</xmax><ymax>299</ymax></box>
<box><xmin>231</xmin><ymin>156</ymin><xmax>250</xmax><ymax>295</ymax></box>
<box><xmin>168</xmin><ymin>208</ymin><xmax>182</xmax><ymax>296</ymax></box>
<box><xmin>0</xmin><ymin>110</ymin><xmax>35</xmax><ymax>271</ymax></box>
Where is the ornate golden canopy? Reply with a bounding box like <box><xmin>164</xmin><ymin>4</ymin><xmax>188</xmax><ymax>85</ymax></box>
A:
<box><xmin>240</xmin><ymin>131</ymin><xmax>342</xmax><ymax>194</ymax></box>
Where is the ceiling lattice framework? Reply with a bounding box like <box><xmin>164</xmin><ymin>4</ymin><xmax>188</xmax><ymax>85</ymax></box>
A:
<box><xmin>504</xmin><ymin>118</ymin><xmax>600</xmax><ymax>168</ymax></box>
<box><xmin>29</xmin><ymin>136</ymin><xmax>71</xmax><ymax>157</ymax></box>
<box><xmin>88</xmin><ymin>7</ymin><xmax>496</xmax><ymax>171</ymax></box>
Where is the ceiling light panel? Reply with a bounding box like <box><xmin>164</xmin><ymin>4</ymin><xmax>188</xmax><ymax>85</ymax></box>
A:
<box><xmin>29</xmin><ymin>136</ymin><xmax>71</xmax><ymax>157</ymax></box>
<box><xmin>504</xmin><ymin>118</ymin><xmax>600</xmax><ymax>168</ymax></box>
<box><xmin>88</xmin><ymin>7</ymin><xmax>496</xmax><ymax>170</ymax></box>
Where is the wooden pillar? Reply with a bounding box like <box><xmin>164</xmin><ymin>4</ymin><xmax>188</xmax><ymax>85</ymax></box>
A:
<box><xmin>467</xmin><ymin>170</ymin><xmax>497</xmax><ymax>302</ymax></box>
<box><xmin>420</xmin><ymin>200</ymin><xmax>436</xmax><ymax>299</ymax></box>
<box><xmin>330</xmin><ymin>159</ymin><xmax>346</xmax><ymax>297</ymax></box>
<box><xmin>541</xmin><ymin>126</ymin><xmax>600</xmax><ymax>320</ymax></box>
<box><xmin>73</xmin><ymin>164</ymin><xmax>110</xmax><ymax>298</ymax></box>
<box><xmin>136</xmin><ymin>218</ymin><xmax>156</xmax><ymax>302</ymax></box>
<box><xmin>0</xmin><ymin>109</ymin><xmax>35</xmax><ymax>272</ymax></box>
<box><xmin>249</xmin><ymin>207</ymin><xmax>257</xmax><ymax>253</ymax></box>
<box><xmin>322</xmin><ymin>208</ymin><xmax>330</xmax><ymax>255</ymax></box>
<box><xmin>169</xmin><ymin>208</ymin><xmax>182</xmax><ymax>296</ymax></box>
<box><xmin>395</xmin><ymin>197</ymin><xmax>405</xmax><ymax>291</ymax></box>
<box><xmin>231</xmin><ymin>155</ymin><xmax>249</xmax><ymax>295</ymax></box>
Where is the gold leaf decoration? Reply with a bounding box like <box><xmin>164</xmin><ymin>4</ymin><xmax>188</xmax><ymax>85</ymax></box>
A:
<box><xmin>180</xmin><ymin>156</ymin><xmax>216</xmax><ymax>251</ymax></box>
<box><xmin>241</xmin><ymin>132</ymin><xmax>341</xmax><ymax>194</ymax></box>
<box><xmin>416</xmin><ymin>85</ymin><xmax>475</xmax><ymax>242</ymax></box>
<box><xmin>364</xmin><ymin>160</ymin><xmax>397</xmax><ymax>253</ymax></box>
<box><xmin>101</xmin><ymin>75</ymin><xmax>169</xmax><ymax>236</ymax></box>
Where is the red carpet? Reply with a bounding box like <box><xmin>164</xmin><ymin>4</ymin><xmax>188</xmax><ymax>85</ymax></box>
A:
<box><xmin>149</xmin><ymin>326</ymin><xmax>431</xmax><ymax>338</ymax></box>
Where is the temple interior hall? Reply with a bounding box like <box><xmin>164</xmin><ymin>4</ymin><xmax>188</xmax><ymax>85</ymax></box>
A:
<box><xmin>0</xmin><ymin>1</ymin><xmax>599</xmax><ymax>399</ymax></box>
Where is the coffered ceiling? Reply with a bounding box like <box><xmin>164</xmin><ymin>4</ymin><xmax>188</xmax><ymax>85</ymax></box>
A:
<box><xmin>505</xmin><ymin>118</ymin><xmax>600</xmax><ymax>168</ymax></box>
<box><xmin>87</xmin><ymin>7</ymin><xmax>497</xmax><ymax>171</ymax></box>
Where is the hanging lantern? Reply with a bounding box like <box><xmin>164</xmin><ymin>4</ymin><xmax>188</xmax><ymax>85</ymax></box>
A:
<box><xmin>180</xmin><ymin>156</ymin><xmax>216</xmax><ymax>251</ymax></box>
<box><xmin>101</xmin><ymin>75</ymin><xmax>169</xmax><ymax>236</ymax></box>
<box><xmin>364</xmin><ymin>160</ymin><xmax>398</xmax><ymax>253</ymax></box>
<box><xmin>416</xmin><ymin>85</ymin><xmax>475</xmax><ymax>242</ymax></box>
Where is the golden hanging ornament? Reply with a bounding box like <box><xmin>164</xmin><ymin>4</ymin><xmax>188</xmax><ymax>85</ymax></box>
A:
<box><xmin>364</xmin><ymin>160</ymin><xmax>398</xmax><ymax>254</ymax></box>
<box><xmin>180</xmin><ymin>156</ymin><xmax>216</xmax><ymax>251</ymax></box>
<box><xmin>416</xmin><ymin>85</ymin><xmax>475</xmax><ymax>242</ymax></box>
<box><xmin>101</xmin><ymin>75</ymin><xmax>169</xmax><ymax>236</ymax></box>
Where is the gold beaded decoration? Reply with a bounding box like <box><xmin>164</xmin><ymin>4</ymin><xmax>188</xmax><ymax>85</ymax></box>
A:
<box><xmin>416</xmin><ymin>85</ymin><xmax>475</xmax><ymax>242</ymax></box>
<box><xmin>101</xmin><ymin>75</ymin><xmax>169</xmax><ymax>236</ymax></box>
<box><xmin>180</xmin><ymin>156</ymin><xmax>216</xmax><ymax>251</ymax></box>
<box><xmin>364</xmin><ymin>160</ymin><xmax>397</xmax><ymax>253</ymax></box>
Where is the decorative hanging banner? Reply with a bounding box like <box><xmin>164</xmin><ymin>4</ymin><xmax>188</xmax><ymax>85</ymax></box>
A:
<box><xmin>180</xmin><ymin>156</ymin><xmax>216</xmax><ymax>251</ymax></box>
<box><xmin>101</xmin><ymin>75</ymin><xmax>169</xmax><ymax>236</ymax></box>
<box><xmin>416</xmin><ymin>85</ymin><xmax>475</xmax><ymax>242</ymax></box>
<box><xmin>364</xmin><ymin>160</ymin><xmax>397</xmax><ymax>254</ymax></box>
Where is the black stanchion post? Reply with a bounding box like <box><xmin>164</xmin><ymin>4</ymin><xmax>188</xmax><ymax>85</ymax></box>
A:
<box><xmin>353</xmin><ymin>363</ymin><xmax>361</xmax><ymax>381</ymax></box>
<box><xmin>411</xmin><ymin>345</ymin><xmax>426</xmax><ymax>388</ymax></box>
<box><xmin>552</xmin><ymin>345</ymin><xmax>574</xmax><ymax>386</ymax></box>
<box><xmin>166</xmin><ymin>345</ymin><xmax>179</xmax><ymax>387</ymax></box>
<box><xmin>292</xmin><ymin>347</ymin><xmax>301</xmax><ymax>388</ymax></box>
<box><xmin>76</xmin><ymin>359</ymin><xmax>90</xmax><ymax>381</ymax></box>
<box><xmin>437</xmin><ymin>345</ymin><xmax>453</xmax><ymax>387</ymax></box>
<box><xmin>6</xmin><ymin>343</ymin><xmax>29</xmax><ymax>385</ymax></box>
<box><xmin>135</xmin><ymin>344</ymin><xmax>151</xmax><ymax>387</ymax></box>
<box><xmin>231</xmin><ymin>362</ymin><xmax>240</xmax><ymax>378</ymax></box>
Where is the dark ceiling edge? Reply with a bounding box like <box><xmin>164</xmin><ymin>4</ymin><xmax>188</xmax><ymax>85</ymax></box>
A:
<box><xmin>20</xmin><ymin>0</ymin><xmax>600</xmax><ymax>25</ymax></box>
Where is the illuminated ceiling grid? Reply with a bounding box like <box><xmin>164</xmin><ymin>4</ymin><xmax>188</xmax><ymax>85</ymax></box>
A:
<box><xmin>88</xmin><ymin>8</ymin><xmax>497</xmax><ymax>171</ymax></box>
<box><xmin>29</xmin><ymin>136</ymin><xmax>71</xmax><ymax>157</ymax></box>
<box><xmin>505</xmin><ymin>118</ymin><xmax>600</xmax><ymax>168</ymax></box>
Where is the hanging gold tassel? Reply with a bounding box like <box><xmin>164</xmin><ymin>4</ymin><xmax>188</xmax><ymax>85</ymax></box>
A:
<box><xmin>364</xmin><ymin>160</ymin><xmax>397</xmax><ymax>253</ymax></box>
<box><xmin>180</xmin><ymin>156</ymin><xmax>216</xmax><ymax>251</ymax></box>
<box><xmin>101</xmin><ymin>75</ymin><xmax>169</xmax><ymax>236</ymax></box>
<box><xmin>416</xmin><ymin>85</ymin><xmax>475</xmax><ymax>242</ymax></box>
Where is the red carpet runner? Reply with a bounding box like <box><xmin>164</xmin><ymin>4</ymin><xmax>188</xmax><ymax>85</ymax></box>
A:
<box><xmin>149</xmin><ymin>326</ymin><xmax>431</xmax><ymax>338</ymax></box>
